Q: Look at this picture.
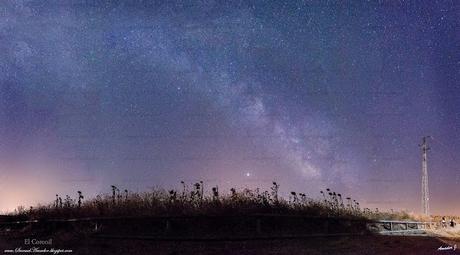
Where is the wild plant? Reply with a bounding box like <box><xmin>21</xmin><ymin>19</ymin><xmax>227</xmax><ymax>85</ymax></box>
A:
<box><xmin>77</xmin><ymin>191</ymin><xmax>84</xmax><ymax>208</ymax></box>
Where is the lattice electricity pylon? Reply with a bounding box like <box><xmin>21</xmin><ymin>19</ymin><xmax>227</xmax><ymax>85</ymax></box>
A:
<box><xmin>420</xmin><ymin>136</ymin><xmax>431</xmax><ymax>216</ymax></box>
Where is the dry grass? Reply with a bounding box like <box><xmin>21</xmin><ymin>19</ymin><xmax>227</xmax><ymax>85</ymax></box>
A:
<box><xmin>12</xmin><ymin>182</ymin><xmax>417</xmax><ymax>221</ymax></box>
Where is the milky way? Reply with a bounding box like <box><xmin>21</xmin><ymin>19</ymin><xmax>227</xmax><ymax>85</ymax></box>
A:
<box><xmin>0</xmin><ymin>1</ymin><xmax>459</xmax><ymax>214</ymax></box>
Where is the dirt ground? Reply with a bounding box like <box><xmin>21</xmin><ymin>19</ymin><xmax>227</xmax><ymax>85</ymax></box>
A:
<box><xmin>0</xmin><ymin>234</ymin><xmax>459</xmax><ymax>255</ymax></box>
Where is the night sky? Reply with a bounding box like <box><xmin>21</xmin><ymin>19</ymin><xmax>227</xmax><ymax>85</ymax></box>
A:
<box><xmin>0</xmin><ymin>1</ymin><xmax>459</xmax><ymax>215</ymax></box>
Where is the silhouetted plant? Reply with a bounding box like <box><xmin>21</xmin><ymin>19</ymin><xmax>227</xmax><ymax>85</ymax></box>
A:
<box><xmin>230</xmin><ymin>188</ymin><xmax>236</xmax><ymax>198</ymax></box>
<box><xmin>116</xmin><ymin>188</ymin><xmax>121</xmax><ymax>203</ymax></box>
<box><xmin>180</xmin><ymin>181</ymin><xmax>186</xmax><ymax>200</ymax></box>
<box><xmin>77</xmin><ymin>191</ymin><xmax>84</xmax><ymax>208</ymax></box>
<box><xmin>64</xmin><ymin>195</ymin><xmax>72</xmax><ymax>208</ymax></box>
<box><xmin>290</xmin><ymin>191</ymin><xmax>297</xmax><ymax>204</ymax></box>
<box><xmin>169</xmin><ymin>190</ymin><xmax>177</xmax><ymax>202</ymax></box>
<box><xmin>299</xmin><ymin>193</ymin><xmax>307</xmax><ymax>204</ymax></box>
<box><xmin>211</xmin><ymin>186</ymin><xmax>219</xmax><ymax>200</ymax></box>
<box><xmin>337</xmin><ymin>193</ymin><xmax>344</xmax><ymax>209</ymax></box>
<box><xmin>55</xmin><ymin>194</ymin><xmax>59</xmax><ymax>208</ymax></box>
<box><xmin>270</xmin><ymin>182</ymin><xmax>280</xmax><ymax>203</ymax></box>
<box><xmin>200</xmin><ymin>181</ymin><xmax>204</xmax><ymax>201</ymax></box>
<box><xmin>193</xmin><ymin>182</ymin><xmax>201</xmax><ymax>201</ymax></box>
<box><xmin>111</xmin><ymin>185</ymin><xmax>117</xmax><ymax>204</ymax></box>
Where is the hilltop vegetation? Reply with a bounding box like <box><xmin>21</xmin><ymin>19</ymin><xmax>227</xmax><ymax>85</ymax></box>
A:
<box><xmin>14</xmin><ymin>182</ymin><xmax>416</xmax><ymax>221</ymax></box>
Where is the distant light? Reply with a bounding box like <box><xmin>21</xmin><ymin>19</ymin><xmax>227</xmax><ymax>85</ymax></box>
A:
<box><xmin>245</xmin><ymin>172</ymin><xmax>251</xmax><ymax>177</ymax></box>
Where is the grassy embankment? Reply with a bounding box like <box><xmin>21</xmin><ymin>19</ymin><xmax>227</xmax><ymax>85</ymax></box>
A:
<box><xmin>13</xmin><ymin>182</ymin><xmax>419</xmax><ymax>222</ymax></box>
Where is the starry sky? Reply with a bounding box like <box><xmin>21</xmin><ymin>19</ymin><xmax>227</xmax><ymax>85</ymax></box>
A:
<box><xmin>0</xmin><ymin>1</ymin><xmax>459</xmax><ymax>214</ymax></box>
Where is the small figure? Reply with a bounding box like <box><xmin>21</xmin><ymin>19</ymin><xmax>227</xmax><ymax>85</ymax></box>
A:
<box><xmin>441</xmin><ymin>217</ymin><xmax>447</xmax><ymax>228</ymax></box>
<box><xmin>450</xmin><ymin>219</ymin><xmax>455</xmax><ymax>228</ymax></box>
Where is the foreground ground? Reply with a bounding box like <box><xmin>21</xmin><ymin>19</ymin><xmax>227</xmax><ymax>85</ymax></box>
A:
<box><xmin>1</xmin><ymin>215</ymin><xmax>458</xmax><ymax>254</ymax></box>
<box><xmin>0</xmin><ymin>233</ymin><xmax>459</xmax><ymax>255</ymax></box>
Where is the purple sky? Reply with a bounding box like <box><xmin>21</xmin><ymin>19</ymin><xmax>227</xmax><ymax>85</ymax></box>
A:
<box><xmin>0</xmin><ymin>1</ymin><xmax>459</xmax><ymax>215</ymax></box>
